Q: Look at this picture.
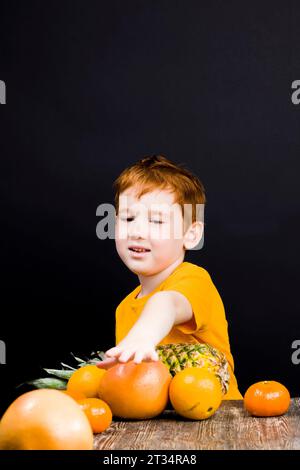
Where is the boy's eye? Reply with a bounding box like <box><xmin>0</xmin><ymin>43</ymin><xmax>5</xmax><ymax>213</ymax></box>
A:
<box><xmin>119</xmin><ymin>216</ymin><xmax>164</xmax><ymax>224</ymax></box>
<box><xmin>120</xmin><ymin>216</ymin><xmax>134</xmax><ymax>222</ymax></box>
<box><xmin>150</xmin><ymin>219</ymin><xmax>164</xmax><ymax>224</ymax></box>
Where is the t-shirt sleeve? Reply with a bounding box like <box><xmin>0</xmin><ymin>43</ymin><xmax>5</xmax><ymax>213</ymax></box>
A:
<box><xmin>163</xmin><ymin>269</ymin><xmax>213</xmax><ymax>334</ymax></box>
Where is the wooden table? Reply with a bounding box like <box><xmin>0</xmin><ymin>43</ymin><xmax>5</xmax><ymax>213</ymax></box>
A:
<box><xmin>94</xmin><ymin>398</ymin><xmax>300</xmax><ymax>450</ymax></box>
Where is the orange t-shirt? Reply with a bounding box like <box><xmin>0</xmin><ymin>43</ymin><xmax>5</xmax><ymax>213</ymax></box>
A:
<box><xmin>115</xmin><ymin>261</ymin><xmax>242</xmax><ymax>400</ymax></box>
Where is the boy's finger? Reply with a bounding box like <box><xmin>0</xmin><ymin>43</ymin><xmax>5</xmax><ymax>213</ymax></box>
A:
<box><xmin>105</xmin><ymin>347</ymin><xmax>120</xmax><ymax>357</ymax></box>
<box><xmin>133</xmin><ymin>351</ymin><xmax>144</xmax><ymax>364</ymax></box>
<box><xmin>96</xmin><ymin>357</ymin><xmax>118</xmax><ymax>369</ymax></box>
<box><xmin>118</xmin><ymin>350</ymin><xmax>134</xmax><ymax>363</ymax></box>
<box><xmin>149</xmin><ymin>350</ymin><xmax>159</xmax><ymax>361</ymax></box>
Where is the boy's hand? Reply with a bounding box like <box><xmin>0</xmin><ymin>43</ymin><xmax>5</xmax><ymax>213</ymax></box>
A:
<box><xmin>97</xmin><ymin>338</ymin><xmax>159</xmax><ymax>369</ymax></box>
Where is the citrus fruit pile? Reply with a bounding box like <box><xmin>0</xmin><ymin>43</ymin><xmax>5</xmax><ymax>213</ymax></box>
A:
<box><xmin>0</xmin><ymin>360</ymin><xmax>223</xmax><ymax>449</ymax></box>
<box><xmin>0</xmin><ymin>357</ymin><xmax>292</xmax><ymax>449</ymax></box>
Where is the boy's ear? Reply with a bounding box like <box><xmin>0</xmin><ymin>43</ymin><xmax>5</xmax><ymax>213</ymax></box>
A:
<box><xmin>183</xmin><ymin>221</ymin><xmax>204</xmax><ymax>250</ymax></box>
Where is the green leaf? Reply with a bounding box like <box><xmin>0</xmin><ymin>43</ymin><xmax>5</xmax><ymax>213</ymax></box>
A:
<box><xmin>27</xmin><ymin>378</ymin><xmax>67</xmax><ymax>390</ymax></box>
<box><xmin>60</xmin><ymin>362</ymin><xmax>76</xmax><ymax>370</ymax></box>
<box><xmin>91</xmin><ymin>351</ymin><xmax>106</xmax><ymax>360</ymax></box>
<box><xmin>43</xmin><ymin>369</ymin><xmax>74</xmax><ymax>380</ymax></box>
<box><xmin>70</xmin><ymin>352</ymin><xmax>86</xmax><ymax>363</ymax></box>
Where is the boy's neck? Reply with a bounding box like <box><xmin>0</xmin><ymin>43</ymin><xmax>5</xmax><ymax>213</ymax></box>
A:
<box><xmin>137</xmin><ymin>256</ymin><xmax>185</xmax><ymax>298</ymax></box>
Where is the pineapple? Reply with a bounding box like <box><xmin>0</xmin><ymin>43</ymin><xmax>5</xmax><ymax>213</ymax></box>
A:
<box><xmin>156</xmin><ymin>343</ymin><xmax>230</xmax><ymax>395</ymax></box>
<box><xmin>27</xmin><ymin>343</ymin><xmax>230</xmax><ymax>396</ymax></box>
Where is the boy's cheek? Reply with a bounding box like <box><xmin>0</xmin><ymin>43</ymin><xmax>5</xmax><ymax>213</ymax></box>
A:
<box><xmin>115</xmin><ymin>242</ymin><xmax>131</xmax><ymax>266</ymax></box>
<box><xmin>148</xmin><ymin>223</ymin><xmax>179</xmax><ymax>241</ymax></box>
<box><xmin>115</xmin><ymin>223</ymin><xmax>129</xmax><ymax>241</ymax></box>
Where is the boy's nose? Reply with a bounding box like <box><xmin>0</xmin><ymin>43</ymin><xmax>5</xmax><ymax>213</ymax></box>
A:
<box><xmin>128</xmin><ymin>218</ymin><xmax>148</xmax><ymax>239</ymax></box>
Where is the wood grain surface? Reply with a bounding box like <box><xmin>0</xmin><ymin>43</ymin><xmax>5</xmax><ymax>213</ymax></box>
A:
<box><xmin>93</xmin><ymin>398</ymin><xmax>300</xmax><ymax>450</ymax></box>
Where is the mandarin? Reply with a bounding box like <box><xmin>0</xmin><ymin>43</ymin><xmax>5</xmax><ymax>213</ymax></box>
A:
<box><xmin>77</xmin><ymin>398</ymin><xmax>112</xmax><ymax>433</ymax></box>
<box><xmin>67</xmin><ymin>365</ymin><xmax>106</xmax><ymax>398</ymax></box>
<box><xmin>244</xmin><ymin>380</ymin><xmax>290</xmax><ymax>417</ymax></box>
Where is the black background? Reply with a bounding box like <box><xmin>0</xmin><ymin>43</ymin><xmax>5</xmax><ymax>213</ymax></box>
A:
<box><xmin>1</xmin><ymin>0</ymin><xmax>300</xmax><ymax>413</ymax></box>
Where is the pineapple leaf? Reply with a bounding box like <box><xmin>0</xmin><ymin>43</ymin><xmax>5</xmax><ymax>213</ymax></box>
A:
<box><xmin>43</xmin><ymin>369</ymin><xmax>74</xmax><ymax>380</ymax></box>
<box><xmin>90</xmin><ymin>350</ymin><xmax>106</xmax><ymax>360</ymax></box>
<box><xmin>70</xmin><ymin>352</ymin><xmax>86</xmax><ymax>363</ymax></box>
<box><xmin>26</xmin><ymin>378</ymin><xmax>67</xmax><ymax>390</ymax></box>
<box><xmin>60</xmin><ymin>362</ymin><xmax>76</xmax><ymax>370</ymax></box>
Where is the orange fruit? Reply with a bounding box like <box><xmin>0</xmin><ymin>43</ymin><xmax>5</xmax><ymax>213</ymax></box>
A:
<box><xmin>67</xmin><ymin>365</ymin><xmax>106</xmax><ymax>398</ymax></box>
<box><xmin>77</xmin><ymin>398</ymin><xmax>112</xmax><ymax>433</ymax></box>
<box><xmin>169</xmin><ymin>368</ymin><xmax>223</xmax><ymax>420</ymax></box>
<box><xmin>61</xmin><ymin>390</ymin><xmax>86</xmax><ymax>400</ymax></box>
<box><xmin>98</xmin><ymin>361</ymin><xmax>172</xmax><ymax>419</ymax></box>
<box><xmin>244</xmin><ymin>380</ymin><xmax>290</xmax><ymax>417</ymax></box>
<box><xmin>0</xmin><ymin>389</ymin><xmax>93</xmax><ymax>450</ymax></box>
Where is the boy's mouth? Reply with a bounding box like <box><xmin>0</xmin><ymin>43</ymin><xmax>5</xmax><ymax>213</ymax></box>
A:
<box><xmin>128</xmin><ymin>246</ymin><xmax>151</xmax><ymax>253</ymax></box>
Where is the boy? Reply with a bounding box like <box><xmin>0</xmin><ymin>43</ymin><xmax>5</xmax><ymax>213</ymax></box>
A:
<box><xmin>98</xmin><ymin>155</ymin><xmax>242</xmax><ymax>400</ymax></box>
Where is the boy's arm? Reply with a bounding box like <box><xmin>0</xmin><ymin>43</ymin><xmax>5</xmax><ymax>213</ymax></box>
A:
<box><xmin>98</xmin><ymin>291</ymin><xmax>193</xmax><ymax>367</ymax></box>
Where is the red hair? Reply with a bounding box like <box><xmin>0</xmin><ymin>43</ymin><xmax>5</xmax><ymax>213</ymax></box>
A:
<box><xmin>113</xmin><ymin>155</ymin><xmax>206</xmax><ymax>224</ymax></box>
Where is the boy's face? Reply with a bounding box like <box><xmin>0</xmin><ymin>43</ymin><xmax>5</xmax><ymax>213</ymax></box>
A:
<box><xmin>115</xmin><ymin>187</ymin><xmax>185</xmax><ymax>276</ymax></box>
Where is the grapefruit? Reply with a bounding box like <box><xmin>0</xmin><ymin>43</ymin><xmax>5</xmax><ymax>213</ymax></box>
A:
<box><xmin>0</xmin><ymin>389</ymin><xmax>94</xmax><ymax>450</ymax></box>
<box><xmin>98</xmin><ymin>360</ymin><xmax>171</xmax><ymax>419</ymax></box>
